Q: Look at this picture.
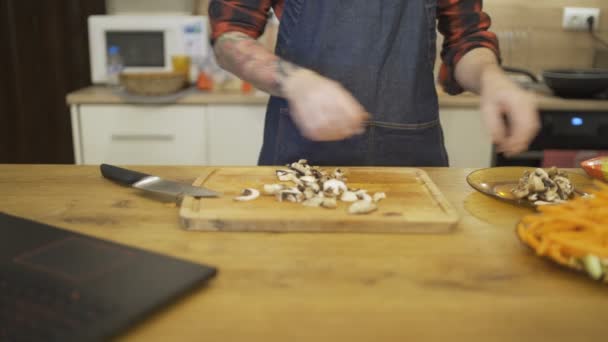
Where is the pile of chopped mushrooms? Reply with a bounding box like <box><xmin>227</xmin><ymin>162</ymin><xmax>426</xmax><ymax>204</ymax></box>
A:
<box><xmin>511</xmin><ymin>167</ymin><xmax>575</xmax><ymax>205</ymax></box>
<box><xmin>235</xmin><ymin>159</ymin><xmax>386</xmax><ymax>215</ymax></box>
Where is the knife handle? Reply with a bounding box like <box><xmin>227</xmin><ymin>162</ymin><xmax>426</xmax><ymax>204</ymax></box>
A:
<box><xmin>100</xmin><ymin>164</ymin><xmax>151</xmax><ymax>186</ymax></box>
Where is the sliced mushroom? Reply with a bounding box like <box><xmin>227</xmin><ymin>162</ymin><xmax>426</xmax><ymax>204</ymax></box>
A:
<box><xmin>276</xmin><ymin>189</ymin><xmax>304</xmax><ymax>203</ymax></box>
<box><xmin>554</xmin><ymin>175</ymin><xmax>573</xmax><ymax>199</ymax></box>
<box><xmin>323</xmin><ymin>179</ymin><xmax>347</xmax><ymax>196</ymax></box>
<box><xmin>284</xmin><ymin>173</ymin><xmax>303</xmax><ymax>186</ymax></box>
<box><xmin>308</xmin><ymin>182</ymin><xmax>321</xmax><ymax>193</ymax></box>
<box><xmin>373</xmin><ymin>192</ymin><xmax>386</xmax><ymax>203</ymax></box>
<box><xmin>340</xmin><ymin>191</ymin><xmax>358</xmax><ymax>202</ymax></box>
<box><xmin>234</xmin><ymin>188</ymin><xmax>260</xmax><ymax>202</ymax></box>
<box><xmin>547</xmin><ymin>166</ymin><xmax>559</xmax><ymax>178</ymax></box>
<box><xmin>289</xmin><ymin>160</ymin><xmax>311</xmax><ymax>176</ymax></box>
<box><xmin>348</xmin><ymin>200</ymin><xmax>378</xmax><ymax>215</ymax></box>
<box><xmin>513</xmin><ymin>167</ymin><xmax>575</xmax><ymax>204</ymax></box>
<box><xmin>355</xmin><ymin>190</ymin><xmax>372</xmax><ymax>202</ymax></box>
<box><xmin>529</xmin><ymin>175</ymin><xmax>545</xmax><ymax>192</ymax></box>
<box><xmin>303</xmin><ymin>187</ymin><xmax>316</xmax><ymax>200</ymax></box>
<box><xmin>303</xmin><ymin>196</ymin><xmax>324</xmax><ymax>207</ymax></box>
<box><xmin>513</xmin><ymin>186</ymin><xmax>530</xmax><ymax>199</ymax></box>
<box><xmin>263</xmin><ymin>184</ymin><xmax>286</xmax><ymax>195</ymax></box>
<box><xmin>321</xmin><ymin>197</ymin><xmax>338</xmax><ymax>209</ymax></box>
<box><xmin>300</xmin><ymin>175</ymin><xmax>317</xmax><ymax>183</ymax></box>
<box><xmin>333</xmin><ymin>168</ymin><xmax>346</xmax><ymax>181</ymax></box>
<box><xmin>276</xmin><ymin>169</ymin><xmax>296</xmax><ymax>182</ymax></box>
<box><xmin>535</xmin><ymin>168</ymin><xmax>550</xmax><ymax>179</ymax></box>
<box><xmin>310</xmin><ymin>168</ymin><xmax>327</xmax><ymax>180</ymax></box>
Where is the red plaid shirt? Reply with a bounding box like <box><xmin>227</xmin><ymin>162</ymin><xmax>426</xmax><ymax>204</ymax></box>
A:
<box><xmin>209</xmin><ymin>0</ymin><xmax>499</xmax><ymax>95</ymax></box>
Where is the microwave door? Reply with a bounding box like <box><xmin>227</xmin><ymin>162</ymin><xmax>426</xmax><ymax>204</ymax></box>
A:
<box><xmin>105</xmin><ymin>30</ymin><xmax>168</xmax><ymax>73</ymax></box>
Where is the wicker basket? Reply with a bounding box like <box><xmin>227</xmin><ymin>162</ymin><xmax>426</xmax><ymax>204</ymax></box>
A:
<box><xmin>120</xmin><ymin>72</ymin><xmax>187</xmax><ymax>96</ymax></box>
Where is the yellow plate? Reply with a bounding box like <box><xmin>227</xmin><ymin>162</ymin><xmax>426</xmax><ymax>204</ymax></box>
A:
<box><xmin>466</xmin><ymin>167</ymin><xmax>595</xmax><ymax>208</ymax></box>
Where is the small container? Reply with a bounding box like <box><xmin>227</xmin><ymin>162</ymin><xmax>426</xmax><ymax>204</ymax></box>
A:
<box><xmin>107</xmin><ymin>45</ymin><xmax>124</xmax><ymax>86</ymax></box>
<box><xmin>171</xmin><ymin>55</ymin><xmax>191</xmax><ymax>82</ymax></box>
<box><xmin>581</xmin><ymin>156</ymin><xmax>608</xmax><ymax>182</ymax></box>
<box><xmin>196</xmin><ymin>72</ymin><xmax>213</xmax><ymax>91</ymax></box>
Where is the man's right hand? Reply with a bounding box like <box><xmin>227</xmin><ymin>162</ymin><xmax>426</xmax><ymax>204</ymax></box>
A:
<box><xmin>213</xmin><ymin>32</ymin><xmax>368</xmax><ymax>141</ymax></box>
<box><xmin>281</xmin><ymin>69</ymin><xmax>369</xmax><ymax>142</ymax></box>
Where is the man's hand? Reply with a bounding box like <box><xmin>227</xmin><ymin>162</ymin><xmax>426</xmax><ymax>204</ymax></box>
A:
<box><xmin>479</xmin><ymin>66</ymin><xmax>540</xmax><ymax>156</ymax></box>
<box><xmin>454</xmin><ymin>49</ymin><xmax>540</xmax><ymax>156</ymax></box>
<box><xmin>214</xmin><ymin>32</ymin><xmax>368</xmax><ymax>142</ymax></box>
<box><xmin>282</xmin><ymin>68</ymin><xmax>369</xmax><ymax>141</ymax></box>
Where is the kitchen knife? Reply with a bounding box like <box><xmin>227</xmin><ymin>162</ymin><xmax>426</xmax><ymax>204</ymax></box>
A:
<box><xmin>100</xmin><ymin>164</ymin><xmax>220</xmax><ymax>199</ymax></box>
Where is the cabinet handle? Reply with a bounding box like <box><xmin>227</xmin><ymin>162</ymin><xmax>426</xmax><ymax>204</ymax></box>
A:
<box><xmin>111</xmin><ymin>133</ymin><xmax>175</xmax><ymax>141</ymax></box>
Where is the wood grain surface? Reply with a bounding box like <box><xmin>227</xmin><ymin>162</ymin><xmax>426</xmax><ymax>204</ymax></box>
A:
<box><xmin>1</xmin><ymin>165</ymin><xmax>606</xmax><ymax>342</ymax></box>
<box><xmin>180</xmin><ymin>167</ymin><xmax>459</xmax><ymax>233</ymax></box>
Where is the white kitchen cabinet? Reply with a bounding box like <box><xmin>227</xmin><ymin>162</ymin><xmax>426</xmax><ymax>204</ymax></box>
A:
<box><xmin>206</xmin><ymin>105</ymin><xmax>266</xmax><ymax>166</ymax></box>
<box><xmin>70</xmin><ymin>102</ymin><xmax>492</xmax><ymax>167</ymax></box>
<box><xmin>439</xmin><ymin>109</ymin><xmax>492</xmax><ymax>168</ymax></box>
<box><xmin>73</xmin><ymin>105</ymin><xmax>207</xmax><ymax>165</ymax></box>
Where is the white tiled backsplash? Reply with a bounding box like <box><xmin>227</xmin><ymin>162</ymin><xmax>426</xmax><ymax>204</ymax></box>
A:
<box><xmin>106</xmin><ymin>0</ymin><xmax>194</xmax><ymax>15</ymax></box>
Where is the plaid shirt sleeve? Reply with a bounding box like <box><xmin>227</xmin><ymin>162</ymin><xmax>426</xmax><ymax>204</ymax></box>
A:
<box><xmin>437</xmin><ymin>0</ymin><xmax>500</xmax><ymax>95</ymax></box>
<box><xmin>208</xmin><ymin>0</ymin><xmax>284</xmax><ymax>44</ymax></box>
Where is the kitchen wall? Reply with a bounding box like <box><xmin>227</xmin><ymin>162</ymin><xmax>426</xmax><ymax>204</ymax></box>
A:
<box><xmin>484</xmin><ymin>0</ymin><xmax>608</xmax><ymax>73</ymax></box>
<box><xmin>106</xmin><ymin>0</ymin><xmax>194</xmax><ymax>14</ymax></box>
<box><xmin>107</xmin><ymin>0</ymin><xmax>608</xmax><ymax>75</ymax></box>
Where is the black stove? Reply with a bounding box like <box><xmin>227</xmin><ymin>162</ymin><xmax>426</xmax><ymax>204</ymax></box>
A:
<box><xmin>493</xmin><ymin>86</ymin><xmax>608</xmax><ymax>167</ymax></box>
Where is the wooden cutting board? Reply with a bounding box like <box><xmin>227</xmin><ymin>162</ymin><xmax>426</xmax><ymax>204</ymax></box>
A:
<box><xmin>179</xmin><ymin>167</ymin><xmax>459</xmax><ymax>233</ymax></box>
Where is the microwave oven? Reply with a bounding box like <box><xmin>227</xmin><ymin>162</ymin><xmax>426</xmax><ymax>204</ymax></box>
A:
<box><xmin>88</xmin><ymin>15</ymin><xmax>210</xmax><ymax>84</ymax></box>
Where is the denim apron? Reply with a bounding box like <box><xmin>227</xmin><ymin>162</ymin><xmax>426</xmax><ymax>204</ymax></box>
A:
<box><xmin>258</xmin><ymin>0</ymin><xmax>449</xmax><ymax>167</ymax></box>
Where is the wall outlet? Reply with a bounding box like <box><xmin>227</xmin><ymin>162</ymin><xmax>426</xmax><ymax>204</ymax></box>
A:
<box><xmin>563</xmin><ymin>7</ymin><xmax>600</xmax><ymax>31</ymax></box>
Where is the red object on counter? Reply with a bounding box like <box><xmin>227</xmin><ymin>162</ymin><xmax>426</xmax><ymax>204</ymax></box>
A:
<box><xmin>196</xmin><ymin>72</ymin><xmax>213</xmax><ymax>91</ymax></box>
<box><xmin>580</xmin><ymin>156</ymin><xmax>608</xmax><ymax>182</ymax></box>
<box><xmin>241</xmin><ymin>81</ymin><xmax>253</xmax><ymax>93</ymax></box>
<box><xmin>543</xmin><ymin>150</ymin><xmax>608</xmax><ymax>168</ymax></box>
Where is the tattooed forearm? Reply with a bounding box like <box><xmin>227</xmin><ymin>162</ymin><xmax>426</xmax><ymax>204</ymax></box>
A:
<box><xmin>214</xmin><ymin>32</ymin><xmax>300</xmax><ymax>96</ymax></box>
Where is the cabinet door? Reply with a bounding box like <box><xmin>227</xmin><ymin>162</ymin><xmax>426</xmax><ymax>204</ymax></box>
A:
<box><xmin>206</xmin><ymin>105</ymin><xmax>266</xmax><ymax>166</ymax></box>
<box><xmin>79</xmin><ymin>105</ymin><xmax>207</xmax><ymax>165</ymax></box>
<box><xmin>439</xmin><ymin>109</ymin><xmax>492</xmax><ymax>168</ymax></box>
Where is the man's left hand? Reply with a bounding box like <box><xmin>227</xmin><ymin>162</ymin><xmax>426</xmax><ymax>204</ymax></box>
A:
<box><xmin>479</xmin><ymin>66</ymin><xmax>540</xmax><ymax>157</ymax></box>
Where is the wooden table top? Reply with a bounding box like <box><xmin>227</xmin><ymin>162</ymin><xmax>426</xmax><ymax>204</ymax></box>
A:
<box><xmin>1</xmin><ymin>165</ymin><xmax>606</xmax><ymax>341</ymax></box>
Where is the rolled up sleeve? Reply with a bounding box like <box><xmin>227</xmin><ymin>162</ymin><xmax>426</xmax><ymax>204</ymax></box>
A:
<box><xmin>209</xmin><ymin>0</ymin><xmax>278</xmax><ymax>44</ymax></box>
<box><xmin>437</xmin><ymin>0</ymin><xmax>500</xmax><ymax>95</ymax></box>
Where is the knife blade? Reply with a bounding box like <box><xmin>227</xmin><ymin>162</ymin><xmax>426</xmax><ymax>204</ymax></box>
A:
<box><xmin>100</xmin><ymin>164</ymin><xmax>220</xmax><ymax>199</ymax></box>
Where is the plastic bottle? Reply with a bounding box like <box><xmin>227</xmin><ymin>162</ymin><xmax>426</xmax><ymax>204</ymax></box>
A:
<box><xmin>107</xmin><ymin>46</ymin><xmax>124</xmax><ymax>86</ymax></box>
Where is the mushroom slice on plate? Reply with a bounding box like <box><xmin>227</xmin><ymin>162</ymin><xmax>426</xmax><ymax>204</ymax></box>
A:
<box><xmin>234</xmin><ymin>188</ymin><xmax>260</xmax><ymax>202</ymax></box>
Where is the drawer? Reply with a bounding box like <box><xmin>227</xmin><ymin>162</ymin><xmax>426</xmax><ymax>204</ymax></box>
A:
<box><xmin>78</xmin><ymin>105</ymin><xmax>207</xmax><ymax>165</ymax></box>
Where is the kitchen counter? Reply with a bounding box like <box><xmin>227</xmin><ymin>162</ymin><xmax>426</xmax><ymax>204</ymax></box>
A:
<box><xmin>1</xmin><ymin>165</ymin><xmax>606</xmax><ymax>341</ymax></box>
<box><xmin>67</xmin><ymin>86</ymin><xmax>608</xmax><ymax>110</ymax></box>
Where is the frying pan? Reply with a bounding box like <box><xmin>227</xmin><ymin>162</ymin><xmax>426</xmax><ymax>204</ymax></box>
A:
<box><xmin>503</xmin><ymin>66</ymin><xmax>608</xmax><ymax>99</ymax></box>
